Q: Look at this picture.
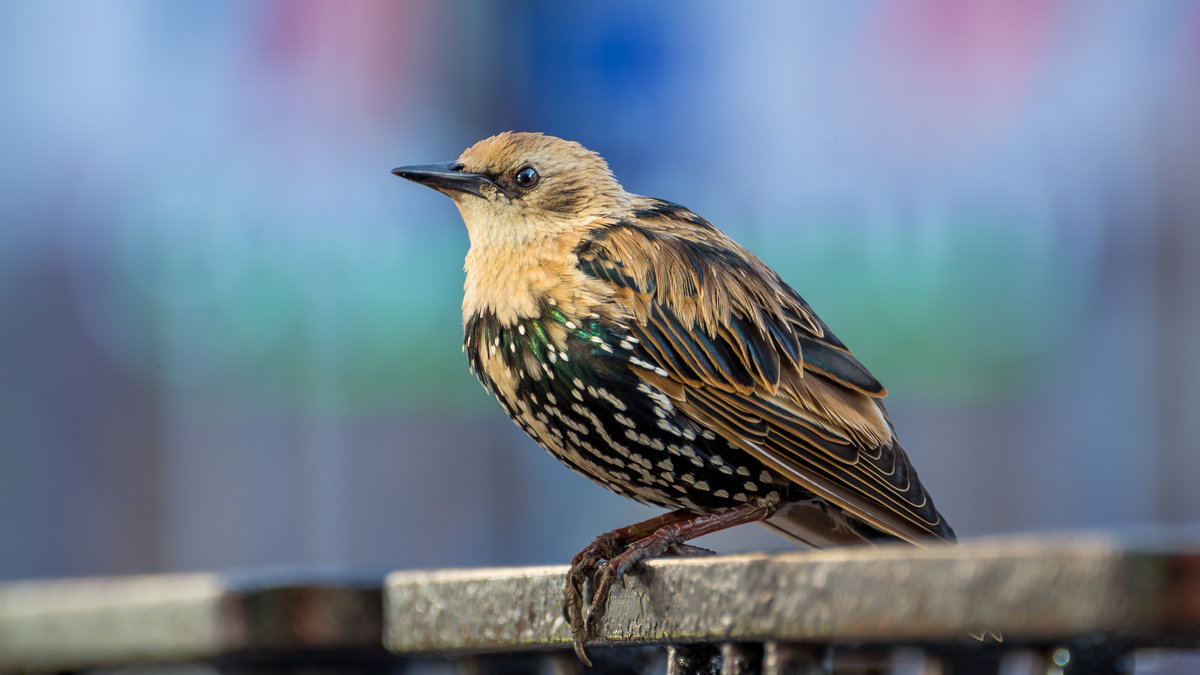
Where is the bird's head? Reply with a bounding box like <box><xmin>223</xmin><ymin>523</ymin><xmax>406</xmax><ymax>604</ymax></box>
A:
<box><xmin>393</xmin><ymin>132</ymin><xmax>629</xmax><ymax>249</ymax></box>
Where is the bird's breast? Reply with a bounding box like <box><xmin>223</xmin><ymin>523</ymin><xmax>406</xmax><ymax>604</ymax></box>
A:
<box><xmin>463</xmin><ymin>305</ymin><xmax>787</xmax><ymax>510</ymax></box>
<box><xmin>463</xmin><ymin>303</ymin><xmax>642</xmax><ymax>423</ymax></box>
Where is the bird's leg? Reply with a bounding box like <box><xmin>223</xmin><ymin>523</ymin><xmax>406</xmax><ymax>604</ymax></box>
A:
<box><xmin>569</xmin><ymin>499</ymin><xmax>778</xmax><ymax>663</ymax></box>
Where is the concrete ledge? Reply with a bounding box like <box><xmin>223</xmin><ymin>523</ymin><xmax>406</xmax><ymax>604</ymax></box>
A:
<box><xmin>383</xmin><ymin>533</ymin><xmax>1200</xmax><ymax>653</ymax></box>
<box><xmin>2</xmin><ymin>532</ymin><xmax>1198</xmax><ymax>671</ymax></box>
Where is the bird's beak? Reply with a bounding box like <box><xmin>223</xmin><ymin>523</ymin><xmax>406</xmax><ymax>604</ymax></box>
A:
<box><xmin>391</xmin><ymin>163</ymin><xmax>495</xmax><ymax>198</ymax></box>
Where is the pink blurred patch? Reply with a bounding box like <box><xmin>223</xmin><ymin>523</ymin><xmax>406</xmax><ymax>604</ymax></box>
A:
<box><xmin>852</xmin><ymin>0</ymin><xmax>1058</xmax><ymax>161</ymax></box>
<box><xmin>257</xmin><ymin>0</ymin><xmax>437</xmax><ymax>121</ymax></box>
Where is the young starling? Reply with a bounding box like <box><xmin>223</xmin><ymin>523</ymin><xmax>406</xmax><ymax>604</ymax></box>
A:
<box><xmin>393</xmin><ymin>132</ymin><xmax>955</xmax><ymax>663</ymax></box>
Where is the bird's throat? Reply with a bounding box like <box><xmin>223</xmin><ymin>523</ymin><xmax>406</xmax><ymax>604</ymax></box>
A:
<box><xmin>461</xmin><ymin>234</ymin><xmax>619</xmax><ymax>328</ymax></box>
<box><xmin>461</xmin><ymin>243</ymin><xmax>565</xmax><ymax>326</ymax></box>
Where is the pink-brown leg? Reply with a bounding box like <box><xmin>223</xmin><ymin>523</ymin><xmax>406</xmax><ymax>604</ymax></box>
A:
<box><xmin>567</xmin><ymin>498</ymin><xmax>778</xmax><ymax>664</ymax></box>
<box><xmin>564</xmin><ymin>509</ymin><xmax>697</xmax><ymax>665</ymax></box>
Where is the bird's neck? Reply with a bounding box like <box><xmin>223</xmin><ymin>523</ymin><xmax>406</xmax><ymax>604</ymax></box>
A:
<box><xmin>463</xmin><ymin>243</ymin><xmax>552</xmax><ymax>325</ymax></box>
<box><xmin>462</xmin><ymin>233</ymin><xmax>612</xmax><ymax>328</ymax></box>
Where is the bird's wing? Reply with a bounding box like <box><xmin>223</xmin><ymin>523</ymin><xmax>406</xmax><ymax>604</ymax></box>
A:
<box><xmin>575</xmin><ymin>205</ymin><xmax>953</xmax><ymax>543</ymax></box>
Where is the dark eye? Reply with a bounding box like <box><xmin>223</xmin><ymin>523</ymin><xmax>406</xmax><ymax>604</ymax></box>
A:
<box><xmin>513</xmin><ymin>166</ymin><xmax>539</xmax><ymax>189</ymax></box>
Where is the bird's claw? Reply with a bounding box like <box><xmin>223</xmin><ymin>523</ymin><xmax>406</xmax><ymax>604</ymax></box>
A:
<box><xmin>563</xmin><ymin>534</ymin><xmax>621</xmax><ymax>667</ymax></box>
<box><xmin>562</xmin><ymin>560</ymin><xmax>590</xmax><ymax>624</ymax></box>
<box><xmin>564</xmin><ymin>566</ymin><xmax>593</xmax><ymax>666</ymax></box>
<box><xmin>584</xmin><ymin>561</ymin><xmax>618</xmax><ymax>641</ymax></box>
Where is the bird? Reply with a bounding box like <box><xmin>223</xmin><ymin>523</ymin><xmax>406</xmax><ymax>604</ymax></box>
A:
<box><xmin>392</xmin><ymin>132</ymin><xmax>955</xmax><ymax>664</ymax></box>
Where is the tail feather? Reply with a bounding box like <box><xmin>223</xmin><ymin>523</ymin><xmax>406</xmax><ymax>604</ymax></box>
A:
<box><xmin>763</xmin><ymin>499</ymin><xmax>947</xmax><ymax>549</ymax></box>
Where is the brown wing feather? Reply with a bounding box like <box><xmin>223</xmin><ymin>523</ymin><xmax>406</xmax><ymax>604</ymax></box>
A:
<box><xmin>576</xmin><ymin>205</ymin><xmax>954</xmax><ymax>542</ymax></box>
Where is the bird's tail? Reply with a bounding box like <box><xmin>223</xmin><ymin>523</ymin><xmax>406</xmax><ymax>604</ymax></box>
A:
<box><xmin>761</xmin><ymin>500</ymin><xmax>911</xmax><ymax>548</ymax></box>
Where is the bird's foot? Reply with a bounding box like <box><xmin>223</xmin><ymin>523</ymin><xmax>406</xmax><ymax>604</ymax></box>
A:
<box><xmin>563</xmin><ymin>510</ymin><xmax>698</xmax><ymax>665</ymax></box>
<box><xmin>563</xmin><ymin>532</ymin><xmax>624</xmax><ymax>665</ymax></box>
<box><xmin>583</xmin><ymin>526</ymin><xmax>698</xmax><ymax>639</ymax></box>
<box><xmin>563</xmin><ymin>501</ymin><xmax>776</xmax><ymax>665</ymax></box>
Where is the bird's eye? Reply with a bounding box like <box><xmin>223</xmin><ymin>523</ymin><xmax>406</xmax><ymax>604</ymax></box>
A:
<box><xmin>513</xmin><ymin>166</ymin><xmax>540</xmax><ymax>189</ymax></box>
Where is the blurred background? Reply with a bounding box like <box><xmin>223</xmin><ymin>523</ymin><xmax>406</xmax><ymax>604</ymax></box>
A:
<box><xmin>1</xmin><ymin>0</ymin><xmax>1198</xmax><ymax>582</ymax></box>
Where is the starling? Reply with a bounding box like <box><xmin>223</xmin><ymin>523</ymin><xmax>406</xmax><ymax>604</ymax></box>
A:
<box><xmin>393</xmin><ymin>132</ymin><xmax>955</xmax><ymax>664</ymax></box>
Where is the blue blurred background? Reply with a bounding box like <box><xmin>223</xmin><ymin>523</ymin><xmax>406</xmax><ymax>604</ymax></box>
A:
<box><xmin>2</xmin><ymin>0</ymin><xmax>1198</xmax><ymax>581</ymax></box>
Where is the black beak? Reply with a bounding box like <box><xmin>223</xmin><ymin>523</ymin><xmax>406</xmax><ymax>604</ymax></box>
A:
<box><xmin>391</xmin><ymin>162</ymin><xmax>495</xmax><ymax>198</ymax></box>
